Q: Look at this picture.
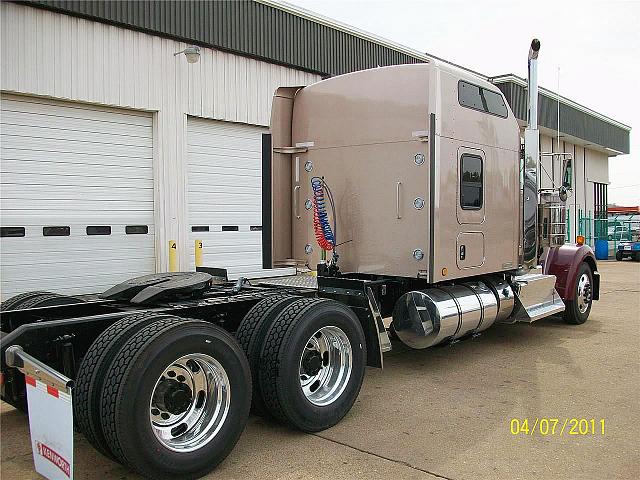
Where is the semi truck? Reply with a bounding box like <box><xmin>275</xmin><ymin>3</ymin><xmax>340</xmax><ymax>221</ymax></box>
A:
<box><xmin>0</xmin><ymin>39</ymin><xmax>599</xmax><ymax>479</ymax></box>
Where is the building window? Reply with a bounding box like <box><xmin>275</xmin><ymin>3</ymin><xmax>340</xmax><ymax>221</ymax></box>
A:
<box><xmin>594</xmin><ymin>182</ymin><xmax>608</xmax><ymax>240</ymax></box>
<box><xmin>86</xmin><ymin>226</ymin><xmax>111</xmax><ymax>235</ymax></box>
<box><xmin>125</xmin><ymin>225</ymin><xmax>149</xmax><ymax>234</ymax></box>
<box><xmin>458</xmin><ymin>80</ymin><xmax>508</xmax><ymax>118</ymax></box>
<box><xmin>43</xmin><ymin>226</ymin><xmax>70</xmax><ymax>236</ymax></box>
<box><xmin>1</xmin><ymin>227</ymin><xmax>25</xmax><ymax>237</ymax></box>
<box><xmin>460</xmin><ymin>154</ymin><xmax>483</xmax><ymax>209</ymax></box>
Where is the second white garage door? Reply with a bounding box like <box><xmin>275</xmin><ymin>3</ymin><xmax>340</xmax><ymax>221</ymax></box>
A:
<box><xmin>187</xmin><ymin>117</ymin><xmax>272</xmax><ymax>278</ymax></box>
<box><xmin>0</xmin><ymin>95</ymin><xmax>155</xmax><ymax>299</ymax></box>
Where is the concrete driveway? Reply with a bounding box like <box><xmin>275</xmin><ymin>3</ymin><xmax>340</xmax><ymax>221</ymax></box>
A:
<box><xmin>2</xmin><ymin>260</ymin><xmax>639</xmax><ymax>479</ymax></box>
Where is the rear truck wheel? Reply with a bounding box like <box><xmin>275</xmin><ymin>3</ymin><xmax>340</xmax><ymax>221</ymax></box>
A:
<box><xmin>74</xmin><ymin>312</ymin><xmax>176</xmax><ymax>458</ymax></box>
<box><xmin>100</xmin><ymin>318</ymin><xmax>251</xmax><ymax>479</ymax></box>
<box><xmin>235</xmin><ymin>295</ymin><xmax>300</xmax><ymax>415</ymax></box>
<box><xmin>564</xmin><ymin>262</ymin><xmax>593</xmax><ymax>325</ymax></box>
<box><xmin>1</xmin><ymin>291</ymin><xmax>54</xmax><ymax>311</ymax></box>
<box><xmin>259</xmin><ymin>298</ymin><xmax>366</xmax><ymax>432</ymax></box>
<box><xmin>0</xmin><ymin>291</ymin><xmax>82</xmax><ymax>311</ymax></box>
<box><xmin>634</xmin><ymin>252</ymin><xmax>640</xmax><ymax>262</ymax></box>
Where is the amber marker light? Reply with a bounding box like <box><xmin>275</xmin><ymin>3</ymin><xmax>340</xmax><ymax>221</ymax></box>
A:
<box><xmin>576</xmin><ymin>235</ymin><xmax>585</xmax><ymax>245</ymax></box>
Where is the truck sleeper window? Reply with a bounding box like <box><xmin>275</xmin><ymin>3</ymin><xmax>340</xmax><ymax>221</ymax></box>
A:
<box><xmin>460</xmin><ymin>154</ymin><xmax>483</xmax><ymax>209</ymax></box>
<box><xmin>458</xmin><ymin>80</ymin><xmax>508</xmax><ymax>118</ymax></box>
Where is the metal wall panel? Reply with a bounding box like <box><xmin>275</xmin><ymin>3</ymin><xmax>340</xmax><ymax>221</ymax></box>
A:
<box><xmin>496</xmin><ymin>81</ymin><xmax>630</xmax><ymax>154</ymax></box>
<box><xmin>1</xmin><ymin>2</ymin><xmax>320</xmax><ymax>271</ymax></box>
<box><xmin>19</xmin><ymin>0</ymin><xmax>423</xmax><ymax>77</ymax></box>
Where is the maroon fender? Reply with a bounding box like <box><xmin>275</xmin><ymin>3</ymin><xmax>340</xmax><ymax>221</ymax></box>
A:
<box><xmin>542</xmin><ymin>244</ymin><xmax>600</xmax><ymax>302</ymax></box>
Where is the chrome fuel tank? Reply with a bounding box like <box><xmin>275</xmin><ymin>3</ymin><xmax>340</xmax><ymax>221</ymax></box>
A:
<box><xmin>392</xmin><ymin>280</ymin><xmax>508</xmax><ymax>349</ymax></box>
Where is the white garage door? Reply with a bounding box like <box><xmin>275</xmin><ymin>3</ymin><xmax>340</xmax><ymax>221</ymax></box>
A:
<box><xmin>187</xmin><ymin>117</ymin><xmax>277</xmax><ymax>278</ymax></box>
<box><xmin>0</xmin><ymin>95</ymin><xmax>155</xmax><ymax>299</ymax></box>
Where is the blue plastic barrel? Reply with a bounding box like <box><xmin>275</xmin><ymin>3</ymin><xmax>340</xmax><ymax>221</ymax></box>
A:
<box><xmin>594</xmin><ymin>239</ymin><xmax>609</xmax><ymax>260</ymax></box>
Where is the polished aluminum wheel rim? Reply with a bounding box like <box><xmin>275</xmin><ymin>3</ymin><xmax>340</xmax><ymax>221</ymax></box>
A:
<box><xmin>299</xmin><ymin>326</ymin><xmax>352</xmax><ymax>406</ymax></box>
<box><xmin>576</xmin><ymin>273</ymin><xmax>592</xmax><ymax>314</ymax></box>
<box><xmin>149</xmin><ymin>353</ymin><xmax>230</xmax><ymax>452</ymax></box>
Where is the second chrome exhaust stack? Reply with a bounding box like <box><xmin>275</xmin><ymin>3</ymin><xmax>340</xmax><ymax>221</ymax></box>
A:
<box><xmin>522</xmin><ymin>38</ymin><xmax>541</xmax><ymax>269</ymax></box>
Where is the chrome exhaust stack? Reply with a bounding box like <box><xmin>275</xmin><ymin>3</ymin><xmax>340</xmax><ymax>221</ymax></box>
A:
<box><xmin>523</xmin><ymin>38</ymin><xmax>568</xmax><ymax>257</ymax></box>
<box><xmin>522</xmin><ymin>38</ymin><xmax>541</xmax><ymax>269</ymax></box>
<box><xmin>527</xmin><ymin>39</ymin><xmax>541</xmax><ymax>128</ymax></box>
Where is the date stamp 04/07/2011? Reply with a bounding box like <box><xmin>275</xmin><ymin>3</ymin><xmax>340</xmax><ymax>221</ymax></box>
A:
<box><xmin>509</xmin><ymin>418</ymin><xmax>606</xmax><ymax>436</ymax></box>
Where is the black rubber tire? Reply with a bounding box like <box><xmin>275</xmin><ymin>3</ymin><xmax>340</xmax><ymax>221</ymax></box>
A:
<box><xmin>74</xmin><ymin>312</ymin><xmax>175</xmax><ymax>459</ymax></box>
<box><xmin>100</xmin><ymin>318</ymin><xmax>251</xmax><ymax>479</ymax></box>
<box><xmin>1</xmin><ymin>291</ymin><xmax>54</xmax><ymax>311</ymax></box>
<box><xmin>616</xmin><ymin>251</ymin><xmax>623</xmax><ymax>261</ymax></box>
<box><xmin>634</xmin><ymin>252</ymin><xmax>640</xmax><ymax>262</ymax></box>
<box><xmin>258</xmin><ymin>298</ymin><xmax>366</xmax><ymax>432</ymax></box>
<box><xmin>4</xmin><ymin>292</ymin><xmax>83</xmax><ymax>310</ymax></box>
<box><xmin>0</xmin><ymin>291</ymin><xmax>80</xmax><ymax>311</ymax></box>
<box><xmin>564</xmin><ymin>262</ymin><xmax>593</xmax><ymax>325</ymax></box>
<box><xmin>235</xmin><ymin>294</ymin><xmax>300</xmax><ymax>415</ymax></box>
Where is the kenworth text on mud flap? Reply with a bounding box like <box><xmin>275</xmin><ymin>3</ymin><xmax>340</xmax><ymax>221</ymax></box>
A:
<box><xmin>0</xmin><ymin>40</ymin><xmax>599</xmax><ymax>479</ymax></box>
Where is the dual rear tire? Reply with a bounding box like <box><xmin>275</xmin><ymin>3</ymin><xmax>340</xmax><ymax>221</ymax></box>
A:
<box><xmin>237</xmin><ymin>296</ymin><xmax>367</xmax><ymax>432</ymax></box>
<box><xmin>74</xmin><ymin>315</ymin><xmax>251</xmax><ymax>479</ymax></box>
<box><xmin>75</xmin><ymin>295</ymin><xmax>366</xmax><ymax>477</ymax></box>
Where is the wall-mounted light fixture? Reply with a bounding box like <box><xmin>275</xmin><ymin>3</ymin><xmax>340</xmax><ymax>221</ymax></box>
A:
<box><xmin>174</xmin><ymin>45</ymin><xmax>201</xmax><ymax>64</ymax></box>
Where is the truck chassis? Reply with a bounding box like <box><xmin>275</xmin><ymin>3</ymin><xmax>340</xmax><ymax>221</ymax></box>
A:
<box><xmin>0</xmin><ymin>262</ymin><xmax>597</xmax><ymax>479</ymax></box>
<box><xmin>0</xmin><ymin>268</ymin><xmax>401</xmax><ymax>478</ymax></box>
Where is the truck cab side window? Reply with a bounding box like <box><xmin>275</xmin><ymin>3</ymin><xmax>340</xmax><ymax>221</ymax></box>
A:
<box><xmin>458</xmin><ymin>81</ymin><xmax>484</xmax><ymax>110</ymax></box>
<box><xmin>458</xmin><ymin>80</ymin><xmax>508</xmax><ymax>118</ymax></box>
<box><xmin>460</xmin><ymin>154</ymin><xmax>483</xmax><ymax>209</ymax></box>
<box><xmin>482</xmin><ymin>89</ymin><xmax>508</xmax><ymax>117</ymax></box>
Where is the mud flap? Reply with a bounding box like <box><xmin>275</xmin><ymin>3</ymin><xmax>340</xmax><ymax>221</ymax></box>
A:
<box><xmin>4</xmin><ymin>346</ymin><xmax>75</xmax><ymax>479</ymax></box>
<box><xmin>26</xmin><ymin>376</ymin><xmax>74</xmax><ymax>479</ymax></box>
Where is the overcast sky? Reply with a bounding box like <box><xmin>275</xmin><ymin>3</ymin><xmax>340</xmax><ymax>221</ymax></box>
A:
<box><xmin>287</xmin><ymin>0</ymin><xmax>639</xmax><ymax>205</ymax></box>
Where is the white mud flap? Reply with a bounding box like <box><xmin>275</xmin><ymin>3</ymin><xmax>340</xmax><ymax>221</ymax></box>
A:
<box><xmin>26</xmin><ymin>376</ymin><xmax>74</xmax><ymax>479</ymax></box>
<box><xmin>4</xmin><ymin>346</ymin><xmax>74</xmax><ymax>480</ymax></box>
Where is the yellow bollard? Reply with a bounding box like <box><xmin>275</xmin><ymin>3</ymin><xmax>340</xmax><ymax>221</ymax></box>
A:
<box><xmin>168</xmin><ymin>240</ymin><xmax>178</xmax><ymax>272</ymax></box>
<box><xmin>195</xmin><ymin>239</ymin><xmax>203</xmax><ymax>267</ymax></box>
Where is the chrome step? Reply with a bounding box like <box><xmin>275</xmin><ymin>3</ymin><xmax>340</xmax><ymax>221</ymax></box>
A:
<box><xmin>512</xmin><ymin>273</ymin><xmax>565</xmax><ymax>322</ymax></box>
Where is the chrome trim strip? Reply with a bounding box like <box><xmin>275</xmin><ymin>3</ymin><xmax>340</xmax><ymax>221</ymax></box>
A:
<box><xmin>5</xmin><ymin>345</ymin><xmax>74</xmax><ymax>392</ymax></box>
